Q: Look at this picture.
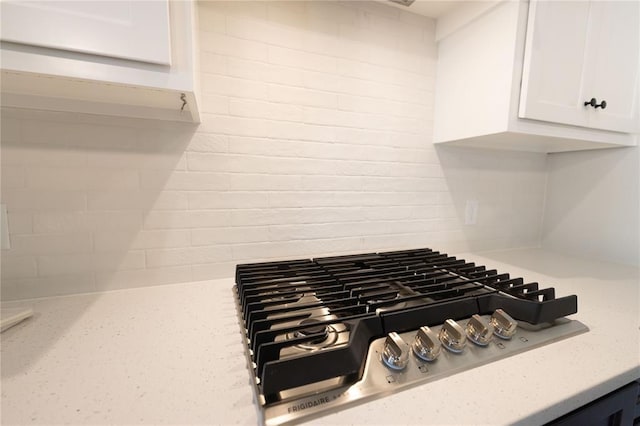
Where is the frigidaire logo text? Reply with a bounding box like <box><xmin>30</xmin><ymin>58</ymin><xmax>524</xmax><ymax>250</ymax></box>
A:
<box><xmin>287</xmin><ymin>396</ymin><xmax>330</xmax><ymax>413</ymax></box>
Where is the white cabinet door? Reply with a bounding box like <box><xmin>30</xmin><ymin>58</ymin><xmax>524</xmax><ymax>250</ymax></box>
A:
<box><xmin>585</xmin><ymin>1</ymin><xmax>640</xmax><ymax>133</ymax></box>
<box><xmin>519</xmin><ymin>0</ymin><xmax>639</xmax><ymax>133</ymax></box>
<box><xmin>0</xmin><ymin>0</ymin><xmax>171</xmax><ymax>65</ymax></box>
<box><xmin>519</xmin><ymin>1</ymin><xmax>591</xmax><ymax>128</ymax></box>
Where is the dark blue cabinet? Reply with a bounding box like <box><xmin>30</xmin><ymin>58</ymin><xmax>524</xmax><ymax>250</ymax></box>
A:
<box><xmin>547</xmin><ymin>381</ymin><xmax>639</xmax><ymax>426</ymax></box>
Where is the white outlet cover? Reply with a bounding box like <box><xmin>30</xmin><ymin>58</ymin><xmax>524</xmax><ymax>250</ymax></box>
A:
<box><xmin>1</xmin><ymin>204</ymin><xmax>10</xmax><ymax>249</ymax></box>
<box><xmin>465</xmin><ymin>200</ymin><xmax>479</xmax><ymax>225</ymax></box>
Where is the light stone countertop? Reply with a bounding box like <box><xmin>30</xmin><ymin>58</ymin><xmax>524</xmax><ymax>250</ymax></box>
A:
<box><xmin>2</xmin><ymin>248</ymin><xmax>639</xmax><ymax>425</ymax></box>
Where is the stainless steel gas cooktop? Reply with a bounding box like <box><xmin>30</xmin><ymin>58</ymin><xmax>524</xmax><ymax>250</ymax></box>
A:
<box><xmin>233</xmin><ymin>248</ymin><xmax>588</xmax><ymax>425</ymax></box>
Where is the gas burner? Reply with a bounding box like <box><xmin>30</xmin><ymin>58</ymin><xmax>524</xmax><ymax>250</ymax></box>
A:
<box><xmin>362</xmin><ymin>292</ymin><xmax>398</xmax><ymax>304</ymax></box>
<box><xmin>294</xmin><ymin>318</ymin><xmax>328</xmax><ymax>342</ymax></box>
<box><xmin>234</xmin><ymin>248</ymin><xmax>588</xmax><ymax>425</ymax></box>
<box><xmin>288</xmin><ymin>319</ymin><xmax>339</xmax><ymax>350</ymax></box>
<box><xmin>266</xmin><ymin>293</ymin><xmax>300</xmax><ymax>303</ymax></box>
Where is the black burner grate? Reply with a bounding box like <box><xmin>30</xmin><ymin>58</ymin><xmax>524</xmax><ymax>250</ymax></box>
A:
<box><xmin>234</xmin><ymin>248</ymin><xmax>577</xmax><ymax>401</ymax></box>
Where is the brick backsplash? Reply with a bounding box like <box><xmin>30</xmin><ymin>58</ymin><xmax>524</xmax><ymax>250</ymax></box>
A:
<box><xmin>0</xmin><ymin>1</ymin><xmax>547</xmax><ymax>300</ymax></box>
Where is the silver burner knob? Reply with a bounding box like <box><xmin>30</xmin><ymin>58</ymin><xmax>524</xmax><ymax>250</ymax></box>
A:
<box><xmin>412</xmin><ymin>326</ymin><xmax>441</xmax><ymax>361</ymax></box>
<box><xmin>490</xmin><ymin>309</ymin><xmax>518</xmax><ymax>340</ymax></box>
<box><xmin>465</xmin><ymin>314</ymin><xmax>494</xmax><ymax>346</ymax></box>
<box><xmin>438</xmin><ymin>319</ymin><xmax>466</xmax><ymax>353</ymax></box>
<box><xmin>382</xmin><ymin>332</ymin><xmax>410</xmax><ymax>370</ymax></box>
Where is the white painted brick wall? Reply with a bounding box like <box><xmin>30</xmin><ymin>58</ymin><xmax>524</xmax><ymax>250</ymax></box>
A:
<box><xmin>0</xmin><ymin>1</ymin><xmax>548</xmax><ymax>300</ymax></box>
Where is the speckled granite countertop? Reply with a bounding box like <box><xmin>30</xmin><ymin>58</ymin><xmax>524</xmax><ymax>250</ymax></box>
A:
<box><xmin>2</xmin><ymin>249</ymin><xmax>639</xmax><ymax>425</ymax></box>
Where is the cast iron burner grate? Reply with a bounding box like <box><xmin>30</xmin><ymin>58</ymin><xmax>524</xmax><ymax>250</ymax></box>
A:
<box><xmin>234</xmin><ymin>248</ymin><xmax>577</xmax><ymax>402</ymax></box>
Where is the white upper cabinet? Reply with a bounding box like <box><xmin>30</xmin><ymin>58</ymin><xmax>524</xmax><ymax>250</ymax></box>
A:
<box><xmin>0</xmin><ymin>0</ymin><xmax>200</xmax><ymax>123</ymax></box>
<box><xmin>1</xmin><ymin>1</ymin><xmax>171</xmax><ymax>65</ymax></box>
<box><xmin>433</xmin><ymin>0</ymin><xmax>639</xmax><ymax>152</ymax></box>
<box><xmin>520</xmin><ymin>0</ymin><xmax>639</xmax><ymax>133</ymax></box>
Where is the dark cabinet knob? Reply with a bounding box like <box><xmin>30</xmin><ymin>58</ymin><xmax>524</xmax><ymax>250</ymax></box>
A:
<box><xmin>584</xmin><ymin>98</ymin><xmax>607</xmax><ymax>109</ymax></box>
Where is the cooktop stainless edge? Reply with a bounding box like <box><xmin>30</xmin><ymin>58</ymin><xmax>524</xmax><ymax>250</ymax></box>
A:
<box><xmin>233</xmin><ymin>284</ymin><xmax>588</xmax><ymax>426</ymax></box>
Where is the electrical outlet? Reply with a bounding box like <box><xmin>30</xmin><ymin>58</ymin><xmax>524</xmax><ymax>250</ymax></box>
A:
<box><xmin>465</xmin><ymin>200</ymin><xmax>478</xmax><ymax>225</ymax></box>
<box><xmin>1</xmin><ymin>204</ymin><xmax>10</xmax><ymax>249</ymax></box>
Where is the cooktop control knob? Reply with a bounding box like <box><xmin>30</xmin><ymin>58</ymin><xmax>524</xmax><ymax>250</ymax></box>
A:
<box><xmin>490</xmin><ymin>309</ymin><xmax>518</xmax><ymax>340</ymax></box>
<box><xmin>412</xmin><ymin>326</ymin><xmax>441</xmax><ymax>361</ymax></box>
<box><xmin>438</xmin><ymin>319</ymin><xmax>466</xmax><ymax>353</ymax></box>
<box><xmin>382</xmin><ymin>332</ymin><xmax>410</xmax><ymax>370</ymax></box>
<box><xmin>465</xmin><ymin>314</ymin><xmax>494</xmax><ymax>346</ymax></box>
